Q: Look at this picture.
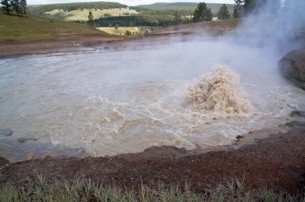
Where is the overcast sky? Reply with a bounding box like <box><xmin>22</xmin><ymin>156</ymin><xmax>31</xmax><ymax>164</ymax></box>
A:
<box><xmin>28</xmin><ymin>0</ymin><xmax>235</xmax><ymax>6</ymax></box>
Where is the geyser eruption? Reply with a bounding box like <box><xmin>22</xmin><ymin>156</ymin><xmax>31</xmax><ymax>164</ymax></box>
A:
<box><xmin>187</xmin><ymin>65</ymin><xmax>249</xmax><ymax>114</ymax></box>
<box><xmin>2</xmin><ymin>0</ymin><xmax>305</xmax><ymax>162</ymax></box>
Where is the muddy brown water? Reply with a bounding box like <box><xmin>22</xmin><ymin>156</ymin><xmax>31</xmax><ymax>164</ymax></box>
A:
<box><xmin>0</xmin><ymin>37</ymin><xmax>304</xmax><ymax>162</ymax></box>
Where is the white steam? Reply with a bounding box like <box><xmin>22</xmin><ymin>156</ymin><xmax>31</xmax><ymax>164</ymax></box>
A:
<box><xmin>232</xmin><ymin>0</ymin><xmax>305</xmax><ymax>54</ymax></box>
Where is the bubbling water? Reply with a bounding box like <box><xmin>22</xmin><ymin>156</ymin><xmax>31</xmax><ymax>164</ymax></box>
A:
<box><xmin>0</xmin><ymin>38</ymin><xmax>304</xmax><ymax>162</ymax></box>
<box><xmin>187</xmin><ymin>65</ymin><xmax>250</xmax><ymax>114</ymax></box>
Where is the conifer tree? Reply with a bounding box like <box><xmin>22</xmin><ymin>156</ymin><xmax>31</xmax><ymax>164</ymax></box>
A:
<box><xmin>11</xmin><ymin>0</ymin><xmax>21</xmax><ymax>15</ymax></box>
<box><xmin>20</xmin><ymin>0</ymin><xmax>27</xmax><ymax>14</ymax></box>
<box><xmin>1</xmin><ymin>0</ymin><xmax>11</xmax><ymax>14</ymax></box>
<box><xmin>193</xmin><ymin>2</ymin><xmax>212</xmax><ymax>22</ymax></box>
<box><xmin>207</xmin><ymin>7</ymin><xmax>212</xmax><ymax>21</ymax></box>
<box><xmin>217</xmin><ymin>4</ymin><xmax>230</xmax><ymax>20</ymax></box>
<box><xmin>1</xmin><ymin>0</ymin><xmax>27</xmax><ymax>15</ymax></box>
<box><xmin>87</xmin><ymin>11</ymin><xmax>94</xmax><ymax>26</ymax></box>
<box><xmin>233</xmin><ymin>0</ymin><xmax>244</xmax><ymax>18</ymax></box>
<box><xmin>88</xmin><ymin>11</ymin><xmax>93</xmax><ymax>21</ymax></box>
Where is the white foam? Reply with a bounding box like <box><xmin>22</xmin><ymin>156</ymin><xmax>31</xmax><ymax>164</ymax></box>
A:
<box><xmin>187</xmin><ymin>65</ymin><xmax>249</xmax><ymax>114</ymax></box>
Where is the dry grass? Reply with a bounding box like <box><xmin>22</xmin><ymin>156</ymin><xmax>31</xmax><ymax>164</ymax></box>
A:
<box><xmin>44</xmin><ymin>8</ymin><xmax>138</xmax><ymax>21</ymax></box>
<box><xmin>97</xmin><ymin>26</ymin><xmax>152</xmax><ymax>36</ymax></box>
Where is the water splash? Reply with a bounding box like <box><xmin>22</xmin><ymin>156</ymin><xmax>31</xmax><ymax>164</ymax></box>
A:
<box><xmin>187</xmin><ymin>65</ymin><xmax>249</xmax><ymax>114</ymax></box>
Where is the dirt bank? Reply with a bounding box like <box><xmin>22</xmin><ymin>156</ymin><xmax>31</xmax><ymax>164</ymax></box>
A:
<box><xmin>0</xmin><ymin>35</ymin><xmax>127</xmax><ymax>58</ymax></box>
<box><xmin>1</xmin><ymin>123</ymin><xmax>304</xmax><ymax>194</ymax></box>
<box><xmin>0</xmin><ymin>20</ymin><xmax>239</xmax><ymax>58</ymax></box>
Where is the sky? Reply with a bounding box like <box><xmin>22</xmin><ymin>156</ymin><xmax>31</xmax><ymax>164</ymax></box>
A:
<box><xmin>28</xmin><ymin>0</ymin><xmax>235</xmax><ymax>6</ymax></box>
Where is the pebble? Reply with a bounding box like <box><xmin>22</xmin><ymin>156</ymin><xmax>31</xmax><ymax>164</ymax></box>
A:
<box><xmin>0</xmin><ymin>129</ymin><xmax>13</xmax><ymax>136</ymax></box>
<box><xmin>17</xmin><ymin>138</ymin><xmax>37</xmax><ymax>143</ymax></box>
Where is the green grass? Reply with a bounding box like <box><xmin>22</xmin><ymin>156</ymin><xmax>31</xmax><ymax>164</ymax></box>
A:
<box><xmin>0</xmin><ymin>13</ymin><xmax>105</xmax><ymax>42</ymax></box>
<box><xmin>0</xmin><ymin>176</ymin><xmax>304</xmax><ymax>202</ymax></box>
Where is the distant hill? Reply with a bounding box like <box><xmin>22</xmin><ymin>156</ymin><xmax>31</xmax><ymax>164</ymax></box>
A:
<box><xmin>29</xmin><ymin>2</ymin><xmax>128</xmax><ymax>15</ymax></box>
<box><xmin>136</xmin><ymin>2</ymin><xmax>198</xmax><ymax>10</ymax></box>
<box><xmin>38</xmin><ymin>7</ymin><xmax>138</xmax><ymax>21</ymax></box>
<box><xmin>136</xmin><ymin>2</ymin><xmax>234</xmax><ymax>13</ymax></box>
<box><xmin>27</xmin><ymin>1</ymin><xmax>235</xmax><ymax>25</ymax></box>
<box><xmin>29</xmin><ymin>2</ymin><xmax>138</xmax><ymax>21</ymax></box>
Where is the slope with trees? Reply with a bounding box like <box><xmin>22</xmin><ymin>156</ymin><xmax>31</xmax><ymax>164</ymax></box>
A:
<box><xmin>27</xmin><ymin>2</ymin><xmax>234</xmax><ymax>26</ymax></box>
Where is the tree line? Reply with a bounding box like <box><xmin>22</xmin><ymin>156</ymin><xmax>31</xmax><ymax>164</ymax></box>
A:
<box><xmin>29</xmin><ymin>2</ymin><xmax>127</xmax><ymax>15</ymax></box>
<box><xmin>193</xmin><ymin>0</ymin><xmax>280</xmax><ymax>22</ymax></box>
<box><xmin>87</xmin><ymin>3</ymin><xmax>232</xmax><ymax>27</ymax></box>
<box><xmin>86</xmin><ymin>1</ymin><xmax>266</xmax><ymax>27</ymax></box>
<box><xmin>1</xmin><ymin>0</ymin><xmax>27</xmax><ymax>15</ymax></box>
<box><xmin>88</xmin><ymin>13</ymin><xmax>191</xmax><ymax>27</ymax></box>
<box><xmin>193</xmin><ymin>2</ymin><xmax>231</xmax><ymax>22</ymax></box>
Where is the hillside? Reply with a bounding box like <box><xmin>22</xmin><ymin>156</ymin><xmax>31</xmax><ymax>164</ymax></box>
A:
<box><xmin>29</xmin><ymin>2</ymin><xmax>138</xmax><ymax>22</ymax></box>
<box><xmin>136</xmin><ymin>2</ymin><xmax>198</xmax><ymax>10</ymax></box>
<box><xmin>42</xmin><ymin>7</ymin><xmax>138</xmax><ymax>21</ymax></box>
<box><xmin>0</xmin><ymin>13</ymin><xmax>126</xmax><ymax>57</ymax></box>
<box><xmin>136</xmin><ymin>2</ymin><xmax>234</xmax><ymax>13</ymax></box>
<box><xmin>29</xmin><ymin>2</ymin><xmax>128</xmax><ymax>15</ymax></box>
<box><xmin>0</xmin><ymin>13</ymin><xmax>106</xmax><ymax>42</ymax></box>
<box><xmin>28</xmin><ymin>2</ymin><xmax>234</xmax><ymax>23</ymax></box>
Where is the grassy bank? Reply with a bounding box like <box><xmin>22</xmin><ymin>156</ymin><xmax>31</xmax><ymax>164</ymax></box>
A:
<box><xmin>0</xmin><ymin>176</ymin><xmax>304</xmax><ymax>202</ymax></box>
<box><xmin>0</xmin><ymin>13</ymin><xmax>105</xmax><ymax>42</ymax></box>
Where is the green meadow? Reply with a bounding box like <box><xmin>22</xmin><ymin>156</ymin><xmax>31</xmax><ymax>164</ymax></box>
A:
<box><xmin>0</xmin><ymin>13</ymin><xmax>104</xmax><ymax>42</ymax></box>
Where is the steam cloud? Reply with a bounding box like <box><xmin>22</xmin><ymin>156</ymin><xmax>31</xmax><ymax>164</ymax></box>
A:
<box><xmin>231</xmin><ymin>0</ymin><xmax>305</xmax><ymax>55</ymax></box>
<box><xmin>186</xmin><ymin>0</ymin><xmax>305</xmax><ymax>115</ymax></box>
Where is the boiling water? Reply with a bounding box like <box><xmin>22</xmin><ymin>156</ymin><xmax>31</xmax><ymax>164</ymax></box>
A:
<box><xmin>0</xmin><ymin>37</ymin><xmax>304</xmax><ymax>161</ymax></box>
<box><xmin>188</xmin><ymin>65</ymin><xmax>249</xmax><ymax>114</ymax></box>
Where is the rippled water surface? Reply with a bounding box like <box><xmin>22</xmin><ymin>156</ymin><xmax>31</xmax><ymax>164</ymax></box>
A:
<box><xmin>1</xmin><ymin>37</ymin><xmax>304</xmax><ymax>161</ymax></box>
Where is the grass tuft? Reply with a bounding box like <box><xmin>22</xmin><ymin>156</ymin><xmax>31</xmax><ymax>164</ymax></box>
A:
<box><xmin>0</xmin><ymin>176</ymin><xmax>304</xmax><ymax>202</ymax></box>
